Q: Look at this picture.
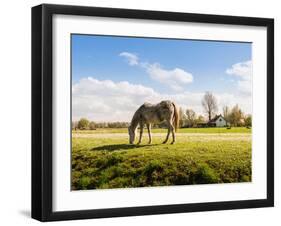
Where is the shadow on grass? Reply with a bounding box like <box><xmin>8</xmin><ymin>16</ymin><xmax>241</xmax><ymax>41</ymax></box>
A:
<box><xmin>91</xmin><ymin>143</ymin><xmax>157</xmax><ymax>151</ymax></box>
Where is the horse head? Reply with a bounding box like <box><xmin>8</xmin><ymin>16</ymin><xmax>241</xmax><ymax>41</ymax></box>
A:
<box><xmin>128</xmin><ymin>125</ymin><xmax>135</xmax><ymax>144</ymax></box>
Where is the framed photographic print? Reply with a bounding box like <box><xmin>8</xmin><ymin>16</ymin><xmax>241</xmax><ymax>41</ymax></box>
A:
<box><xmin>32</xmin><ymin>4</ymin><xmax>274</xmax><ymax>221</ymax></box>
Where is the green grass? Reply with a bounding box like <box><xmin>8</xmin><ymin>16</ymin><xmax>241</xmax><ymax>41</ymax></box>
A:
<box><xmin>72</xmin><ymin>127</ymin><xmax>251</xmax><ymax>134</ymax></box>
<box><xmin>72</xmin><ymin>128</ymin><xmax>252</xmax><ymax>190</ymax></box>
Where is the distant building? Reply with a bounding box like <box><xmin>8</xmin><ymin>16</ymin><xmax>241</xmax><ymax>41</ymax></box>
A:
<box><xmin>208</xmin><ymin>114</ymin><xmax>228</xmax><ymax>127</ymax></box>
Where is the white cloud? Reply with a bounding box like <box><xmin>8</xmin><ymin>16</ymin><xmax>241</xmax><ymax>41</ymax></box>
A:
<box><xmin>119</xmin><ymin>52</ymin><xmax>193</xmax><ymax>91</ymax></box>
<box><xmin>145</xmin><ymin>63</ymin><xmax>193</xmax><ymax>91</ymax></box>
<box><xmin>72</xmin><ymin>77</ymin><xmax>157</xmax><ymax>122</ymax></box>
<box><xmin>226</xmin><ymin>61</ymin><xmax>252</xmax><ymax>79</ymax></box>
<box><xmin>119</xmin><ymin>52</ymin><xmax>139</xmax><ymax>66</ymax></box>
<box><xmin>72</xmin><ymin>77</ymin><xmax>252</xmax><ymax>122</ymax></box>
<box><xmin>226</xmin><ymin>60</ymin><xmax>252</xmax><ymax>95</ymax></box>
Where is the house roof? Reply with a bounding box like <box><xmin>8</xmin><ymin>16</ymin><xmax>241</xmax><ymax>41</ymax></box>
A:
<box><xmin>208</xmin><ymin>114</ymin><xmax>226</xmax><ymax>123</ymax></box>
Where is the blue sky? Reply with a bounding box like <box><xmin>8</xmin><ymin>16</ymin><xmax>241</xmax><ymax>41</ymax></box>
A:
<box><xmin>71</xmin><ymin>34</ymin><xmax>252</xmax><ymax>122</ymax></box>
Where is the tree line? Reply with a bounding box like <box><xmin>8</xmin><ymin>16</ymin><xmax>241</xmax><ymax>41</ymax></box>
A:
<box><xmin>73</xmin><ymin>91</ymin><xmax>252</xmax><ymax>130</ymax></box>
<box><xmin>179</xmin><ymin>104</ymin><xmax>251</xmax><ymax>128</ymax></box>
<box><xmin>200</xmin><ymin>91</ymin><xmax>251</xmax><ymax>127</ymax></box>
<box><xmin>72</xmin><ymin>119</ymin><xmax>130</xmax><ymax>130</ymax></box>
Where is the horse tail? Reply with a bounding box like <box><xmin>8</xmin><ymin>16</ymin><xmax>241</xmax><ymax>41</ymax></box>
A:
<box><xmin>172</xmin><ymin>102</ymin><xmax>179</xmax><ymax>132</ymax></box>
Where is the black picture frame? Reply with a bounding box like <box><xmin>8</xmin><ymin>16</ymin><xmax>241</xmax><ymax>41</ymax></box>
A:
<box><xmin>32</xmin><ymin>3</ymin><xmax>274</xmax><ymax>222</ymax></box>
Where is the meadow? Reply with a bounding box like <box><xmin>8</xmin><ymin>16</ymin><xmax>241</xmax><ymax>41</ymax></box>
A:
<box><xmin>71</xmin><ymin>127</ymin><xmax>252</xmax><ymax>190</ymax></box>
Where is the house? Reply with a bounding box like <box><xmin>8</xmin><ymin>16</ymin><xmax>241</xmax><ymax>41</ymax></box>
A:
<box><xmin>207</xmin><ymin>114</ymin><xmax>228</xmax><ymax>127</ymax></box>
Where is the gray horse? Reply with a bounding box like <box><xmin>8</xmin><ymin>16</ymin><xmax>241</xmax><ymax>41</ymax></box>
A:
<box><xmin>128</xmin><ymin>100</ymin><xmax>179</xmax><ymax>144</ymax></box>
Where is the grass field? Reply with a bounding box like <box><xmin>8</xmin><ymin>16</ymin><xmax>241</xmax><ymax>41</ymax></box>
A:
<box><xmin>71</xmin><ymin>127</ymin><xmax>252</xmax><ymax>190</ymax></box>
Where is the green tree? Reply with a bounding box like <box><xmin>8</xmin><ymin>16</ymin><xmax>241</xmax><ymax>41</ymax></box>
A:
<box><xmin>244</xmin><ymin>114</ymin><xmax>252</xmax><ymax>127</ymax></box>
<box><xmin>89</xmin><ymin>121</ymin><xmax>96</xmax><ymax>130</ymax></box>
<box><xmin>78</xmin><ymin>118</ymin><xmax>89</xmax><ymax>130</ymax></box>
<box><xmin>196</xmin><ymin>115</ymin><xmax>206</xmax><ymax>124</ymax></box>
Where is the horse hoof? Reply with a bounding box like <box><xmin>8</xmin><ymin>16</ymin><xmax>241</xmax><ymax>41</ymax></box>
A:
<box><xmin>162</xmin><ymin>141</ymin><xmax>167</xmax><ymax>144</ymax></box>
<box><xmin>170</xmin><ymin>142</ymin><xmax>174</xmax><ymax>144</ymax></box>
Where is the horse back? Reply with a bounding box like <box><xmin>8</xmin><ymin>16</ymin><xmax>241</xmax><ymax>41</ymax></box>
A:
<box><xmin>138</xmin><ymin>101</ymin><xmax>173</xmax><ymax>123</ymax></box>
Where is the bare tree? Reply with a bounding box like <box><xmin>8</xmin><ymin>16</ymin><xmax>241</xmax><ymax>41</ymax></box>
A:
<box><xmin>179</xmin><ymin>107</ymin><xmax>186</xmax><ymax>128</ymax></box>
<box><xmin>201</xmin><ymin>91</ymin><xmax>218</xmax><ymax>121</ymax></box>
<box><xmin>229</xmin><ymin>104</ymin><xmax>244</xmax><ymax>126</ymax></box>
<box><xmin>223</xmin><ymin>105</ymin><xmax>230</xmax><ymax>122</ymax></box>
<box><xmin>186</xmin><ymin>109</ymin><xmax>196</xmax><ymax>127</ymax></box>
<box><xmin>72</xmin><ymin>121</ymin><xmax>78</xmax><ymax>130</ymax></box>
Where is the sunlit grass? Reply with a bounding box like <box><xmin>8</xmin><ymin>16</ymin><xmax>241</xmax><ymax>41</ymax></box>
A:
<box><xmin>72</xmin><ymin>127</ymin><xmax>251</xmax><ymax>134</ymax></box>
<box><xmin>72</xmin><ymin>129</ymin><xmax>251</xmax><ymax>190</ymax></box>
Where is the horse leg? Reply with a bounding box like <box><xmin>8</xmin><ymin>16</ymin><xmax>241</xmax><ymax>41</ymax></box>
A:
<box><xmin>163</xmin><ymin>122</ymin><xmax>171</xmax><ymax>144</ymax></box>
<box><xmin>137</xmin><ymin>123</ymin><xmax>144</xmax><ymax>145</ymax></box>
<box><xmin>170</xmin><ymin>121</ymin><xmax>175</xmax><ymax>144</ymax></box>
<box><xmin>146</xmin><ymin>123</ymin><xmax>152</xmax><ymax>144</ymax></box>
